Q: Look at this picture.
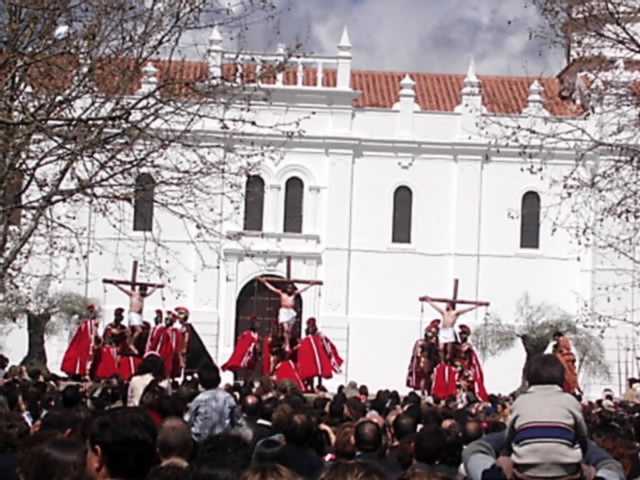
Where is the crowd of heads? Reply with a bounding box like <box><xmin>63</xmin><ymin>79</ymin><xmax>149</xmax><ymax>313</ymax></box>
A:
<box><xmin>0</xmin><ymin>352</ymin><xmax>636</xmax><ymax>479</ymax></box>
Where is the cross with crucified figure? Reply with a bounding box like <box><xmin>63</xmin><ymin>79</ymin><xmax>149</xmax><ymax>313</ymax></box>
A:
<box><xmin>103</xmin><ymin>260</ymin><xmax>164</xmax><ymax>353</ymax></box>
<box><xmin>419</xmin><ymin>278</ymin><xmax>490</xmax><ymax>362</ymax></box>
<box><xmin>258</xmin><ymin>255</ymin><xmax>323</xmax><ymax>351</ymax></box>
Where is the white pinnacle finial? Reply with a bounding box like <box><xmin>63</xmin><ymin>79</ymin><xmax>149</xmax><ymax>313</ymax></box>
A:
<box><xmin>209</xmin><ymin>25</ymin><xmax>222</xmax><ymax>44</ymax></box>
<box><xmin>524</xmin><ymin>79</ymin><xmax>547</xmax><ymax>116</ymax></box>
<box><xmin>466</xmin><ymin>57</ymin><xmax>478</xmax><ymax>82</ymax></box>
<box><xmin>139</xmin><ymin>61</ymin><xmax>158</xmax><ymax>94</ymax></box>
<box><xmin>529</xmin><ymin>79</ymin><xmax>543</xmax><ymax>95</ymax></box>
<box><xmin>400</xmin><ymin>74</ymin><xmax>415</xmax><ymax>89</ymax></box>
<box><xmin>339</xmin><ymin>26</ymin><xmax>351</xmax><ymax>49</ymax></box>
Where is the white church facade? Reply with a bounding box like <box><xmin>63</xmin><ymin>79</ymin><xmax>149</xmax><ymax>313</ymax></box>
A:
<box><xmin>8</xmin><ymin>27</ymin><xmax>639</xmax><ymax>396</ymax></box>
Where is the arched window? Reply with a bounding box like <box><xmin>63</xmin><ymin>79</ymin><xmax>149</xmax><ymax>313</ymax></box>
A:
<box><xmin>4</xmin><ymin>170</ymin><xmax>23</xmax><ymax>227</ymax></box>
<box><xmin>392</xmin><ymin>186</ymin><xmax>412</xmax><ymax>244</ymax></box>
<box><xmin>133</xmin><ymin>173</ymin><xmax>155</xmax><ymax>232</ymax></box>
<box><xmin>243</xmin><ymin>175</ymin><xmax>265</xmax><ymax>231</ymax></box>
<box><xmin>520</xmin><ymin>191</ymin><xmax>540</xmax><ymax>249</ymax></box>
<box><xmin>283</xmin><ymin>177</ymin><xmax>304</xmax><ymax>233</ymax></box>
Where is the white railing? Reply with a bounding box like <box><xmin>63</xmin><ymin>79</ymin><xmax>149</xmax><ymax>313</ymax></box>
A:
<box><xmin>222</xmin><ymin>51</ymin><xmax>342</xmax><ymax>88</ymax></box>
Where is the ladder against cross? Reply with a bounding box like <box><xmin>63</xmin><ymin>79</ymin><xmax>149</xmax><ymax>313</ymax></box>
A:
<box><xmin>259</xmin><ymin>256</ymin><xmax>323</xmax><ymax>288</ymax></box>
<box><xmin>102</xmin><ymin>260</ymin><xmax>165</xmax><ymax>294</ymax></box>
<box><xmin>419</xmin><ymin>278</ymin><xmax>489</xmax><ymax>308</ymax></box>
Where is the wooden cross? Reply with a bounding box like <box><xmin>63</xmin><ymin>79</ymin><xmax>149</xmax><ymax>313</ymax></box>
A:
<box><xmin>419</xmin><ymin>278</ymin><xmax>489</xmax><ymax>308</ymax></box>
<box><xmin>260</xmin><ymin>256</ymin><xmax>323</xmax><ymax>287</ymax></box>
<box><xmin>102</xmin><ymin>260</ymin><xmax>165</xmax><ymax>291</ymax></box>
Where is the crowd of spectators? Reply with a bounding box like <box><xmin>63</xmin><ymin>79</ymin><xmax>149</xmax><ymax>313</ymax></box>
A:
<box><xmin>0</xmin><ymin>352</ymin><xmax>634</xmax><ymax>480</ymax></box>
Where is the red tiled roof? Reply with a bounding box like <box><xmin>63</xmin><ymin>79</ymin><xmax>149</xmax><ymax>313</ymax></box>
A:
<box><xmin>351</xmin><ymin>71</ymin><xmax>580</xmax><ymax>116</ymax></box>
<box><xmin>227</xmin><ymin>63</ymin><xmax>581</xmax><ymax>116</ymax></box>
<box><xmin>7</xmin><ymin>55</ymin><xmax>581</xmax><ymax>116</ymax></box>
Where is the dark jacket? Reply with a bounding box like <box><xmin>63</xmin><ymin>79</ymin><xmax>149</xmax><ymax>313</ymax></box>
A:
<box><xmin>277</xmin><ymin>443</ymin><xmax>324</xmax><ymax>479</ymax></box>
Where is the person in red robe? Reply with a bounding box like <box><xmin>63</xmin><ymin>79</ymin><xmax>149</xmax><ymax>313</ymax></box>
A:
<box><xmin>164</xmin><ymin>310</ymin><xmax>184</xmax><ymax>379</ymax></box>
<box><xmin>431</xmin><ymin>361</ymin><xmax>458</xmax><ymax>400</ymax></box>
<box><xmin>175</xmin><ymin>306</ymin><xmax>217</xmax><ymax>375</ymax></box>
<box><xmin>297</xmin><ymin>318</ymin><xmax>343</xmax><ymax>389</ymax></box>
<box><xmin>553</xmin><ymin>331</ymin><xmax>582</xmax><ymax>397</ymax></box>
<box><xmin>457</xmin><ymin>325</ymin><xmax>489</xmax><ymax>401</ymax></box>
<box><xmin>145</xmin><ymin>310</ymin><xmax>167</xmax><ymax>354</ymax></box>
<box><xmin>222</xmin><ymin>325</ymin><xmax>259</xmax><ymax>374</ymax></box>
<box><xmin>94</xmin><ymin>343</ymin><xmax>119</xmax><ymax>379</ymax></box>
<box><xmin>406</xmin><ymin>320</ymin><xmax>440</xmax><ymax>394</ymax></box>
<box><xmin>272</xmin><ymin>347</ymin><xmax>305</xmax><ymax>391</ymax></box>
<box><xmin>61</xmin><ymin>305</ymin><xmax>100</xmax><ymax>378</ymax></box>
<box><xmin>117</xmin><ymin>347</ymin><xmax>142</xmax><ymax>381</ymax></box>
<box><xmin>94</xmin><ymin>308</ymin><xmax>129</xmax><ymax>379</ymax></box>
<box><xmin>103</xmin><ymin>308</ymin><xmax>127</xmax><ymax>346</ymax></box>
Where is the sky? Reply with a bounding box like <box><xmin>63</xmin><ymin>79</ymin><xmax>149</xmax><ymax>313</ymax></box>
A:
<box><xmin>222</xmin><ymin>0</ymin><xmax>567</xmax><ymax>78</ymax></box>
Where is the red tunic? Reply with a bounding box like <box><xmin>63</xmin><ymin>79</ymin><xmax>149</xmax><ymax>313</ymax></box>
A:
<box><xmin>145</xmin><ymin>325</ymin><xmax>167</xmax><ymax>354</ymax></box>
<box><xmin>468</xmin><ymin>347</ymin><xmax>489</xmax><ymax>401</ymax></box>
<box><xmin>61</xmin><ymin>319</ymin><xmax>97</xmax><ymax>377</ymax></box>
<box><xmin>406</xmin><ymin>339</ymin><xmax>427</xmax><ymax>390</ymax></box>
<box><xmin>222</xmin><ymin>330</ymin><xmax>259</xmax><ymax>372</ymax></box>
<box><xmin>274</xmin><ymin>360</ymin><xmax>305</xmax><ymax>391</ymax></box>
<box><xmin>297</xmin><ymin>333</ymin><xmax>342</xmax><ymax>380</ymax></box>
<box><xmin>118</xmin><ymin>355</ymin><xmax>141</xmax><ymax>381</ymax></box>
<box><xmin>165</xmin><ymin>326</ymin><xmax>184</xmax><ymax>378</ymax></box>
<box><xmin>94</xmin><ymin>346</ymin><xmax>119</xmax><ymax>379</ymax></box>
<box><xmin>432</xmin><ymin>363</ymin><xmax>458</xmax><ymax>400</ymax></box>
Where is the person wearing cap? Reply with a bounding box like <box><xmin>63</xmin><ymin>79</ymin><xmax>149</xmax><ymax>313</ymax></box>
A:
<box><xmin>406</xmin><ymin>320</ymin><xmax>440</xmax><ymax>395</ymax></box>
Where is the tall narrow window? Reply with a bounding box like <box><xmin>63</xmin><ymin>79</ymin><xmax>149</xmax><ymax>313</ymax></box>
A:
<box><xmin>520</xmin><ymin>191</ymin><xmax>540</xmax><ymax>249</ymax></box>
<box><xmin>283</xmin><ymin>177</ymin><xmax>304</xmax><ymax>233</ymax></box>
<box><xmin>5</xmin><ymin>170</ymin><xmax>23</xmax><ymax>227</ymax></box>
<box><xmin>243</xmin><ymin>175</ymin><xmax>265</xmax><ymax>231</ymax></box>
<box><xmin>133</xmin><ymin>173</ymin><xmax>155</xmax><ymax>232</ymax></box>
<box><xmin>392</xmin><ymin>186</ymin><xmax>412</xmax><ymax>244</ymax></box>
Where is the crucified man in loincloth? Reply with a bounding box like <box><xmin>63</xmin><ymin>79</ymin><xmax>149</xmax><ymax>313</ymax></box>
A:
<box><xmin>259</xmin><ymin>278</ymin><xmax>314</xmax><ymax>350</ymax></box>
<box><xmin>423</xmin><ymin>297</ymin><xmax>480</xmax><ymax>363</ymax></box>
<box><xmin>113</xmin><ymin>284</ymin><xmax>159</xmax><ymax>354</ymax></box>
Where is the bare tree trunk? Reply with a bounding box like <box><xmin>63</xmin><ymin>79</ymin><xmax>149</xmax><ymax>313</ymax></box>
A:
<box><xmin>21</xmin><ymin>312</ymin><xmax>50</xmax><ymax>372</ymax></box>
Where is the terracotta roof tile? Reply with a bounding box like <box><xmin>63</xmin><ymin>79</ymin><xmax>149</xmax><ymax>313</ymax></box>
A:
<box><xmin>9</xmin><ymin>55</ymin><xmax>581</xmax><ymax>116</ymax></box>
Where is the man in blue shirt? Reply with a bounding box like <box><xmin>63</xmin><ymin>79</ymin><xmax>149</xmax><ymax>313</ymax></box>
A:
<box><xmin>186</xmin><ymin>364</ymin><xmax>236</xmax><ymax>442</ymax></box>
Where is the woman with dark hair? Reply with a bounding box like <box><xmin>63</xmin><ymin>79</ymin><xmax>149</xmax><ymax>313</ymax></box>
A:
<box><xmin>17</xmin><ymin>437</ymin><xmax>86</xmax><ymax>480</ymax></box>
<box><xmin>128</xmin><ymin>353</ymin><xmax>165</xmax><ymax>407</ymax></box>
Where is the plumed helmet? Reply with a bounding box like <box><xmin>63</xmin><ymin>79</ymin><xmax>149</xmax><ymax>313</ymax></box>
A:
<box><xmin>175</xmin><ymin>306</ymin><xmax>189</xmax><ymax>320</ymax></box>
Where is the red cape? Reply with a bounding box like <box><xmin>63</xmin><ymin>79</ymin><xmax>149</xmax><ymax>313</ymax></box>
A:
<box><xmin>118</xmin><ymin>355</ymin><xmax>141</xmax><ymax>381</ymax></box>
<box><xmin>164</xmin><ymin>326</ymin><xmax>184</xmax><ymax>378</ymax></box>
<box><xmin>406</xmin><ymin>339</ymin><xmax>426</xmax><ymax>390</ymax></box>
<box><xmin>94</xmin><ymin>346</ymin><xmax>119</xmax><ymax>379</ymax></box>
<box><xmin>274</xmin><ymin>360</ymin><xmax>305</xmax><ymax>391</ymax></box>
<box><xmin>145</xmin><ymin>325</ymin><xmax>167</xmax><ymax>354</ymax></box>
<box><xmin>297</xmin><ymin>333</ymin><xmax>342</xmax><ymax>380</ymax></box>
<box><xmin>223</xmin><ymin>330</ymin><xmax>259</xmax><ymax>372</ymax></box>
<box><xmin>432</xmin><ymin>363</ymin><xmax>458</xmax><ymax>400</ymax></box>
<box><xmin>61</xmin><ymin>319</ymin><xmax>97</xmax><ymax>377</ymax></box>
<box><xmin>469</xmin><ymin>348</ymin><xmax>489</xmax><ymax>401</ymax></box>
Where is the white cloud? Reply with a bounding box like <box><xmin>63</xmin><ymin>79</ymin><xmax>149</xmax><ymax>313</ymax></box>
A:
<box><xmin>228</xmin><ymin>0</ymin><xmax>565</xmax><ymax>76</ymax></box>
